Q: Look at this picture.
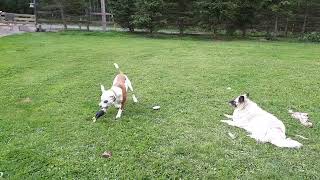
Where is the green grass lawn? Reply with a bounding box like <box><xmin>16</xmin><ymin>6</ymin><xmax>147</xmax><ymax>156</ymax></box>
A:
<box><xmin>0</xmin><ymin>32</ymin><xmax>320</xmax><ymax>179</ymax></box>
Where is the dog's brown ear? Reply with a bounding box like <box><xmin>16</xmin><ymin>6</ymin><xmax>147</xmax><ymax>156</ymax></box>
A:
<box><xmin>239</xmin><ymin>96</ymin><xmax>245</xmax><ymax>103</ymax></box>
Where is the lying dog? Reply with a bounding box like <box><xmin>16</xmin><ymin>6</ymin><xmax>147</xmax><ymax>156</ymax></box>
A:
<box><xmin>222</xmin><ymin>94</ymin><xmax>302</xmax><ymax>148</ymax></box>
<box><xmin>92</xmin><ymin>63</ymin><xmax>138</xmax><ymax>121</ymax></box>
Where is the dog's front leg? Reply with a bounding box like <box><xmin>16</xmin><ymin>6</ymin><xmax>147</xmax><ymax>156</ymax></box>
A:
<box><xmin>221</xmin><ymin>120</ymin><xmax>243</xmax><ymax>127</ymax></box>
<box><xmin>116</xmin><ymin>108</ymin><xmax>123</xmax><ymax>119</ymax></box>
<box><xmin>223</xmin><ymin>114</ymin><xmax>233</xmax><ymax>119</ymax></box>
<box><xmin>116</xmin><ymin>93</ymin><xmax>126</xmax><ymax>119</ymax></box>
<box><xmin>114</xmin><ymin>102</ymin><xmax>121</xmax><ymax>109</ymax></box>
<box><xmin>221</xmin><ymin>120</ymin><xmax>236</xmax><ymax>126</ymax></box>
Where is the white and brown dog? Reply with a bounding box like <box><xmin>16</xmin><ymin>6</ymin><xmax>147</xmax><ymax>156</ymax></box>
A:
<box><xmin>222</xmin><ymin>93</ymin><xmax>302</xmax><ymax>148</ymax></box>
<box><xmin>92</xmin><ymin>63</ymin><xmax>138</xmax><ymax>121</ymax></box>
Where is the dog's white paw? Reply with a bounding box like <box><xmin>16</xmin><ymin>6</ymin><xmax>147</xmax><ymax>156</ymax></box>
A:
<box><xmin>133</xmin><ymin>96</ymin><xmax>138</xmax><ymax>103</ymax></box>
<box><xmin>221</xmin><ymin>120</ymin><xmax>231</xmax><ymax>123</ymax></box>
<box><xmin>221</xmin><ymin>120</ymin><xmax>238</xmax><ymax>126</ymax></box>
<box><xmin>116</xmin><ymin>109</ymin><xmax>123</xmax><ymax>119</ymax></box>
<box><xmin>223</xmin><ymin>114</ymin><xmax>233</xmax><ymax>119</ymax></box>
<box><xmin>221</xmin><ymin>120</ymin><xmax>231</xmax><ymax>125</ymax></box>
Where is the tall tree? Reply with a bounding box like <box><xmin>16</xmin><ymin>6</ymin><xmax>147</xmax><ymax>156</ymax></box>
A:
<box><xmin>109</xmin><ymin>0</ymin><xmax>136</xmax><ymax>32</ymax></box>
<box><xmin>165</xmin><ymin>0</ymin><xmax>194</xmax><ymax>35</ymax></box>
<box><xmin>297</xmin><ymin>0</ymin><xmax>319</xmax><ymax>33</ymax></box>
<box><xmin>195</xmin><ymin>0</ymin><xmax>235</xmax><ymax>36</ymax></box>
<box><xmin>230</xmin><ymin>0</ymin><xmax>261</xmax><ymax>36</ymax></box>
<box><xmin>133</xmin><ymin>0</ymin><xmax>165</xmax><ymax>33</ymax></box>
<box><xmin>262</xmin><ymin>0</ymin><xmax>292</xmax><ymax>37</ymax></box>
<box><xmin>0</xmin><ymin>0</ymin><xmax>32</xmax><ymax>14</ymax></box>
<box><xmin>49</xmin><ymin>0</ymin><xmax>87</xmax><ymax>29</ymax></box>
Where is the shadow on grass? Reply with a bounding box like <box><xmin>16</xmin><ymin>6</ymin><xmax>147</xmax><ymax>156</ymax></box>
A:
<box><xmin>53</xmin><ymin>30</ymin><xmax>268</xmax><ymax>42</ymax></box>
<box><xmin>48</xmin><ymin>29</ymin><xmax>307</xmax><ymax>44</ymax></box>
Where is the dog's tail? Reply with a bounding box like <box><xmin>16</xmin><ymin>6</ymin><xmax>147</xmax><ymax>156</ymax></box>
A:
<box><xmin>270</xmin><ymin>137</ymin><xmax>302</xmax><ymax>148</ymax></box>
<box><xmin>114</xmin><ymin>63</ymin><xmax>123</xmax><ymax>74</ymax></box>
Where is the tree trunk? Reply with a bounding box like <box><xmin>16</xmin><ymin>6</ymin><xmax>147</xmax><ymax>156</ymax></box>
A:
<box><xmin>34</xmin><ymin>0</ymin><xmax>38</xmax><ymax>25</ymax></box>
<box><xmin>209</xmin><ymin>24</ymin><xmax>217</xmax><ymax>38</ymax></box>
<box><xmin>291</xmin><ymin>23</ymin><xmax>295</xmax><ymax>34</ymax></box>
<box><xmin>129</xmin><ymin>26</ymin><xmax>134</xmax><ymax>32</ymax></box>
<box><xmin>54</xmin><ymin>0</ymin><xmax>67</xmax><ymax>30</ymax></box>
<box><xmin>284</xmin><ymin>17</ymin><xmax>289</xmax><ymax>37</ymax></box>
<box><xmin>213</xmin><ymin>28</ymin><xmax>217</xmax><ymax>36</ymax></box>
<box><xmin>149</xmin><ymin>26</ymin><xmax>153</xmax><ymax>33</ymax></box>
<box><xmin>85</xmin><ymin>8</ymin><xmax>90</xmax><ymax>31</ymax></box>
<box><xmin>301</xmin><ymin>2</ymin><xmax>308</xmax><ymax>34</ymax></box>
<box><xmin>100</xmin><ymin>0</ymin><xmax>107</xmax><ymax>31</ymax></box>
<box><xmin>61</xmin><ymin>7</ymin><xmax>67</xmax><ymax>30</ymax></box>
<box><xmin>178</xmin><ymin>18</ymin><xmax>184</xmax><ymax>35</ymax></box>
<box><xmin>241</xmin><ymin>27</ymin><xmax>246</xmax><ymax>37</ymax></box>
<box><xmin>302</xmin><ymin>13</ymin><xmax>307</xmax><ymax>33</ymax></box>
<box><xmin>179</xmin><ymin>24</ymin><xmax>184</xmax><ymax>35</ymax></box>
<box><xmin>274</xmin><ymin>15</ymin><xmax>278</xmax><ymax>37</ymax></box>
<box><xmin>177</xmin><ymin>0</ymin><xmax>186</xmax><ymax>36</ymax></box>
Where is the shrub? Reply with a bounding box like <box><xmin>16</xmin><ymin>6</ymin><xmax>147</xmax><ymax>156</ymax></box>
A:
<box><xmin>133</xmin><ymin>0</ymin><xmax>165</xmax><ymax>33</ymax></box>
<box><xmin>109</xmin><ymin>0</ymin><xmax>137</xmax><ymax>32</ymax></box>
<box><xmin>299</xmin><ymin>32</ymin><xmax>320</xmax><ymax>42</ymax></box>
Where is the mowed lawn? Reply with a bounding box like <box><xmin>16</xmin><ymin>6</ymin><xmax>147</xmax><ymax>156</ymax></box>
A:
<box><xmin>0</xmin><ymin>32</ymin><xmax>320</xmax><ymax>179</ymax></box>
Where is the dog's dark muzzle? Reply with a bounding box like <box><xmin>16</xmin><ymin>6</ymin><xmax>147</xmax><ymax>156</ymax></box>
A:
<box><xmin>229</xmin><ymin>100</ymin><xmax>237</xmax><ymax>107</ymax></box>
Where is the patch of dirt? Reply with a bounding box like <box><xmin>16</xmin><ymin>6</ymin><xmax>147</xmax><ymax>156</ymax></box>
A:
<box><xmin>0</xmin><ymin>25</ymin><xmax>34</xmax><ymax>37</ymax></box>
<box><xmin>20</xmin><ymin>97</ymin><xmax>32</xmax><ymax>103</ymax></box>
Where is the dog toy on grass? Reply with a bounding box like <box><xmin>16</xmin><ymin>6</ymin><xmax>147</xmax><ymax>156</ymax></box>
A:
<box><xmin>102</xmin><ymin>151</ymin><xmax>112</xmax><ymax>158</ymax></box>
<box><xmin>92</xmin><ymin>110</ymin><xmax>105</xmax><ymax>122</ymax></box>
<box><xmin>288</xmin><ymin>109</ymin><xmax>313</xmax><ymax>127</ymax></box>
<box><xmin>153</xmin><ymin>106</ymin><xmax>160</xmax><ymax>110</ymax></box>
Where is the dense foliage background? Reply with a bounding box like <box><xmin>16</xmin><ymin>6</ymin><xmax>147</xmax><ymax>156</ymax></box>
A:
<box><xmin>1</xmin><ymin>0</ymin><xmax>320</xmax><ymax>36</ymax></box>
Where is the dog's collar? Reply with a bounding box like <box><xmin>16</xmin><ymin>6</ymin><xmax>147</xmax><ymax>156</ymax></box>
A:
<box><xmin>110</xmin><ymin>87</ymin><xmax>119</xmax><ymax>100</ymax></box>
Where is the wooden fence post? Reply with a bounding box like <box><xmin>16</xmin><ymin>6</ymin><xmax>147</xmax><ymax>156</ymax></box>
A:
<box><xmin>100</xmin><ymin>0</ymin><xmax>106</xmax><ymax>31</ymax></box>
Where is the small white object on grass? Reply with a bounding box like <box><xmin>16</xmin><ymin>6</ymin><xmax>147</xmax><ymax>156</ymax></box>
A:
<box><xmin>227</xmin><ymin>87</ymin><xmax>232</xmax><ymax>90</ymax></box>
<box><xmin>295</xmin><ymin>135</ymin><xmax>308</xmax><ymax>140</ymax></box>
<box><xmin>153</xmin><ymin>106</ymin><xmax>160</xmax><ymax>110</ymax></box>
<box><xmin>113</xmin><ymin>63</ymin><xmax>119</xmax><ymax>69</ymax></box>
<box><xmin>102</xmin><ymin>151</ymin><xmax>112</xmax><ymax>158</ymax></box>
<box><xmin>132</xmin><ymin>94</ymin><xmax>138</xmax><ymax>103</ymax></box>
<box><xmin>228</xmin><ymin>132</ymin><xmax>236</xmax><ymax>139</ymax></box>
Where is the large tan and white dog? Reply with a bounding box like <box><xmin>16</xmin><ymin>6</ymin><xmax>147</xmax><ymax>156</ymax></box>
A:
<box><xmin>222</xmin><ymin>94</ymin><xmax>302</xmax><ymax>148</ymax></box>
<box><xmin>92</xmin><ymin>63</ymin><xmax>138</xmax><ymax>121</ymax></box>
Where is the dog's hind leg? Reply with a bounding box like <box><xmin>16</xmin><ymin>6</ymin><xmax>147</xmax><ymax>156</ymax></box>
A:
<box><xmin>125</xmin><ymin>76</ymin><xmax>138</xmax><ymax>103</ymax></box>
<box><xmin>268</xmin><ymin>128</ymin><xmax>302</xmax><ymax>148</ymax></box>
<box><xmin>248</xmin><ymin>133</ymin><xmax>268</xmax><ymax>143</ymax></box>
<box><xmin>270</xmin><ymin>137</ymin><xmax>302</xmax><ymax>148</ymax></box>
